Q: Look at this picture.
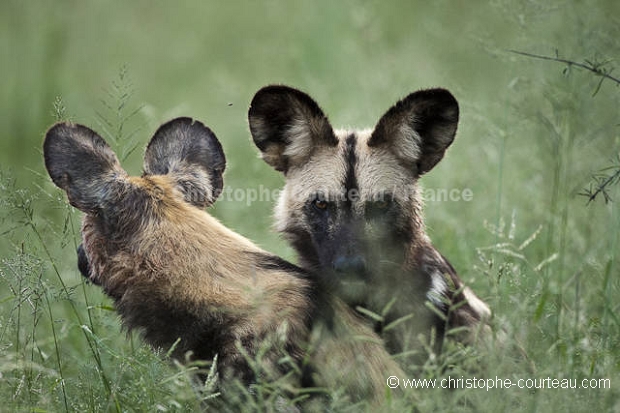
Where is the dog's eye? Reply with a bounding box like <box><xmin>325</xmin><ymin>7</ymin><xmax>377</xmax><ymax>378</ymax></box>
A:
<box><xmin>366</xmin><ymin>198</ymin><xmax>392</xmax><ymax>218</ymax></box>
<box><xmin>313</xmin><ymin>199</ymin><xmax>329</xmax><ymax>210</ymax></box>
<box><xmin>373</xmin><ymin>200</ymin><xmax>389</xmax><ymax>209</ymax></box>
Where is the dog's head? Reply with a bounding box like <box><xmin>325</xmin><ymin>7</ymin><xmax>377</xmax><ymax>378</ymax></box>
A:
<box><xmin>249</xmin><ymin>85</ymin><xmax>458</xmax><ymax>302</ymax></box>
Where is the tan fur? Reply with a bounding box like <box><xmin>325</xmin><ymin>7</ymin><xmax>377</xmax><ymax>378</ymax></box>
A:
<box><xmin>82</xmin><ymin>174</ymin><xmax>312</xmax><ymax>369</ymax></box>
<box><xmin>309</xmin><ymin>298</ymin><xmax>409</xmax><ymax>405</ymax></box>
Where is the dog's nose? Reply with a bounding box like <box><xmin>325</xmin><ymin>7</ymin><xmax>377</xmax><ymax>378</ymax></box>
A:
<box><xmin>332</xmin><ymin>255</ymin><xmax>367</xmax><ymax>273</ymax></box>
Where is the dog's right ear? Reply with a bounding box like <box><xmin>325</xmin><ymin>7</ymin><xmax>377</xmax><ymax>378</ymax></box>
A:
<box><xmin>143</xmin><ymin>117</ymin><xmax>226</xmax><ymax>208</ymax></box>
<box><xmin>249</xmin><ymin>85</ymin><xmax>337</xmax><ymax>173</ymax></box>
<box><xmin>44</xmin><ymin>122</ymin><xmax>124</xmax><ymax>213</ymax></box>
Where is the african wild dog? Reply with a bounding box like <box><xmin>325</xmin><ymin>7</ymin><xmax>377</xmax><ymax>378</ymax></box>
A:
<box><xmin>44</xmin><ymin>117</ymin><xmax>404</xmax><ymax>403</ymax></box>
<box><xmin>248</xmin><ymin>85</ymin><xmax>491</xmax><ymax>364</ymax></box>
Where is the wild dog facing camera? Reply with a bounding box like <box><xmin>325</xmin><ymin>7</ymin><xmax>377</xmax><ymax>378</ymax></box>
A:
<box><xmin>249</xmin><ymin>85</ymin><xmax>491</xmax><ymax>361</ymax></box>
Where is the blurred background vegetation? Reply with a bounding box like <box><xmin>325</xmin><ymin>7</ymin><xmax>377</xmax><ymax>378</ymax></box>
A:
<box><xmin>1</xmin><ymin>0</ymin><xmax>619</xmax><ymax>411</ymax></box>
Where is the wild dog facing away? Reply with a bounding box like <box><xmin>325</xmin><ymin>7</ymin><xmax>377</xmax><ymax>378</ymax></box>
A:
<box><xmin>43</xmin><ymin>117</ymin><xmax>405</xmax><ymax>406</ymax></box>
<box><xmin>249</xmin><ymin>86</ymin><xmax>491</xmax><ymax>366</ymax></box>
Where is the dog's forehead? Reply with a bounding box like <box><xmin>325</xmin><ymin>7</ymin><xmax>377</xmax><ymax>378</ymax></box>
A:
<box><xmin>284</xmin><ymin>129</ymin><xmax>413</xmax><ymax>201</ymax></box>
<box><xmin>341</xmin><ymin>129</ymin><xmax>413</xmax><ymax>196</ymax></box>
<box><xmin>284</xmin><ymin>144</ymin><xmax>346</xmax><ymax>199</ymax></box>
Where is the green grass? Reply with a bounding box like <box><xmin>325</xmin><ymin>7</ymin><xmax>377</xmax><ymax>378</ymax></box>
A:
<box><xmin>1</xmin><ymin>0</ymin><xmax>619</xmax><ymax>411</ymax></box>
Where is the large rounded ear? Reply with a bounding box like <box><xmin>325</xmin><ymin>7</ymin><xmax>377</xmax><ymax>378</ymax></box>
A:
<box><xmin>248</xmin><ymin>85</ymin><xmax>338</xmax><ymax>173</ymax></box>
<box><xmin>368</xmin><ymin>88</ymin><xmax>459</xmax><ymax>175</ymax></box>
<box><xmin>143</xmin><ymin>117</ymin><xmax>226</xmax><ymax>208</ymax></box>
<box><xmin>44</xmin><ymin>122</ymin><xmax>123</xmax><ymax>213</ymax></box>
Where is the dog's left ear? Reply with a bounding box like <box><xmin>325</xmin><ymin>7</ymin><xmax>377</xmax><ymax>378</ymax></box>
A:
<box><xmin>368</xmin><ymin>88</ymin><xmax>459</xmax><ymax>176</ymax></box>
<box><xmin>143</xmin><ymin>117</ymin><xmax>226</xmax><ymax>208</ymax></box>
<box><xmin>44</xmin><ymin>122</ymin><xmax>125</xmax><ymax>213</ymax></box>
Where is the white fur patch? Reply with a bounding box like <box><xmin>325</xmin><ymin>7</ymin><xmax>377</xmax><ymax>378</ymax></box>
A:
<box><xmin>394</xmin><ymin>123</ymin><xmax>422</xmax><ymax>162</ymax></box>
<box><xmin>463</xmin><ymin>287</ymin><xmax>491</xmax><ymax>319</ymax></box>
<box><xmin>283</xmin><ymin>118</ymin><xmax>314</xmax><ymax>159</ymax></box>
<box><xmin>427</xmin><ymin>271</ymin><xmax>448</xmax><ymax>307</ymax></box>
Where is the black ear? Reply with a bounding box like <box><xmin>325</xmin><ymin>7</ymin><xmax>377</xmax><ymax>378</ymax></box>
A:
<box><xmin>44</xmin><ymin>122</ymin><xmax>123</xmax><ymax>213</ymax></box>
<box><xmin>143</xmin><ymin>117</ymin><xmax>226</xmax><ymax>208</ymax></box>
<box><xmin>368</xmin><ymin>88</ymin><xmax>459</xmax><ymax>175</ymax></box>
<box><xmin>248</xmin><ymin>85</ymin><xmax>337</xmax><ymax>173</ymax></box>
